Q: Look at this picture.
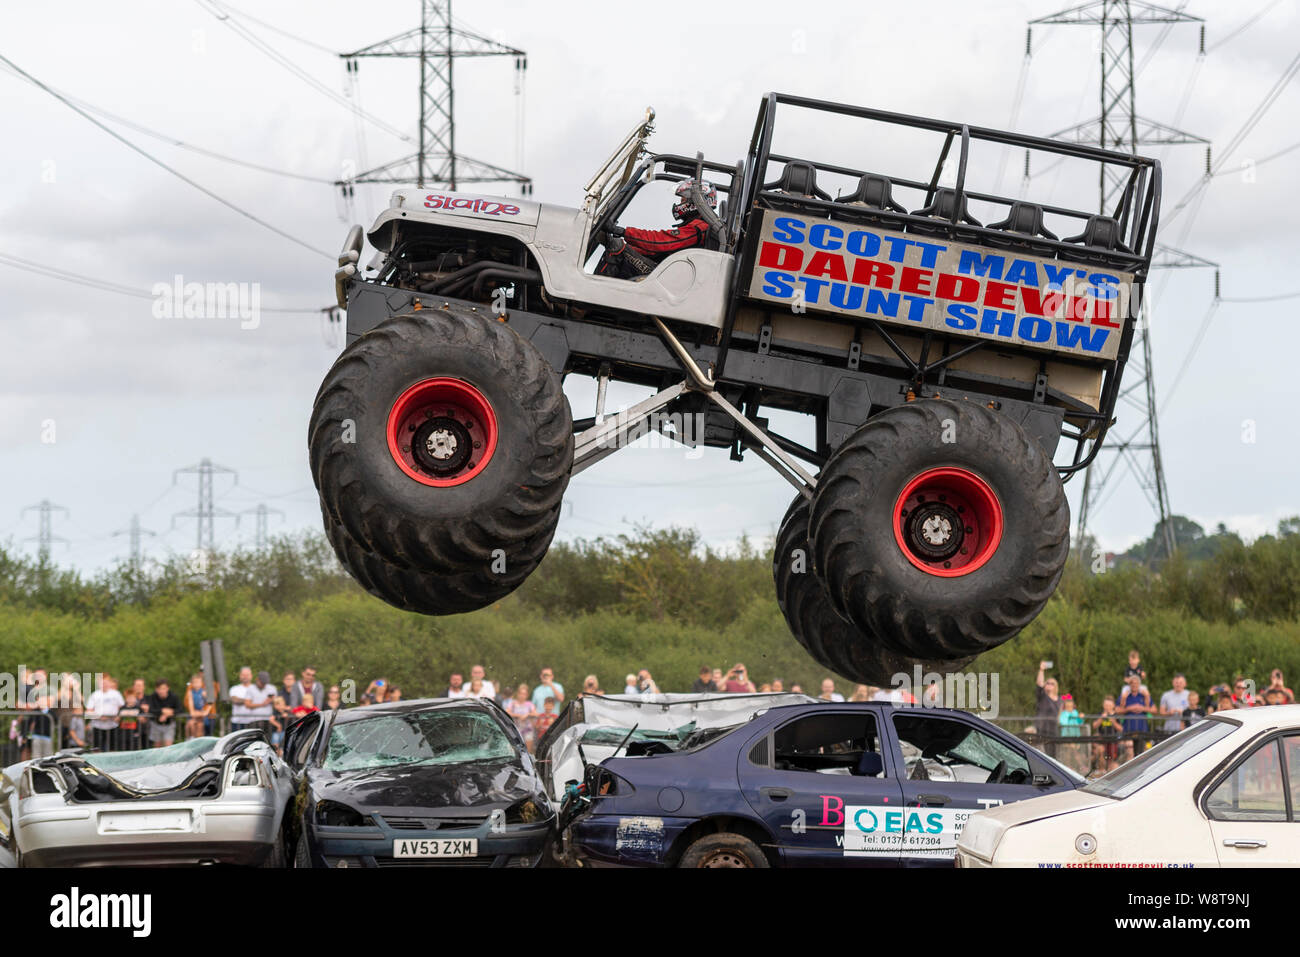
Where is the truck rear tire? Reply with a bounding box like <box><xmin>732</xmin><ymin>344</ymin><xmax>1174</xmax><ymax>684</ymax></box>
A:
<box><xmin>775</xmin><ymin>495</ymin><xmax>975</xmax><ymax>683</ymax></box>
<box><xmin>309</xmin><ymin>307</ymin><xmax>572</xmax><ymax>613</ymax></box>
<box><xmin>809</xmin><ymin>398</ymin><xmax>1068</xmax><ymax>659</ymax></box>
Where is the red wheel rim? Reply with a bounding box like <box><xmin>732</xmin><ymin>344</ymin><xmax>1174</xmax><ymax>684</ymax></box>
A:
<box><xmin>386</xmin><ymin>377</ymin><xmax>498</xmax><ymax>487</ymax></box>
<box><xmin>892</xmin><ymin>467</ymin><xmax>1003</xmax><ymax>577</ymax></box>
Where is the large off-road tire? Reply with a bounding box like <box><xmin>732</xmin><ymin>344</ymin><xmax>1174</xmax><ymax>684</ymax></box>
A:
<box><xmin>775</xmin><ymin>495</ymin><xmax>975</xmax><ymax>683</ymax></box>
<box><xmin>677</xmin><ymin>832</ymin><xmax>769</xmax><ymax>869</ymax></box>
<box><xmin>323</xmin><ymin>505</ymin><xmax>507</xmax><ymax>615</ymax></box>
<box><xmin>809</xmin><ymin>398</ymin><xmax>1068</xmax><ymax>660</ymax></box>
<box><xmin>309</xmin><ymin>306</ymin><xmax>573</xmax><ymax>614</ymax></box>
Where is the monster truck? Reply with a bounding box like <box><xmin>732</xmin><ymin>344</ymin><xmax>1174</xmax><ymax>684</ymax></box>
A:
<box><xmin>309</xmin><ymin>93</ymin><xmax>1161</xmax><ymax>682</ymax></box>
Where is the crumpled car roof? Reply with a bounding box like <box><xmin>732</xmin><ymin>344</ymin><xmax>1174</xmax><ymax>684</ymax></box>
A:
<box><xmin>538</xmin><ymin>693</ymin><xmax>818</xmax><ymax>799</ymax></box>
<box><xmin>22</xmin><ymin>730</ymin><xmax>275</xmax><ymax>800</ymax></box>
<box><xmin>79</xmin><ymin>736</ymin><xmax>223</xmax><ymax>791</ymax></box>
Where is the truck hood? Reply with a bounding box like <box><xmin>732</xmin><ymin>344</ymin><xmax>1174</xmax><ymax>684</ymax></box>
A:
<box><xmin>374</xmin><ymin>187</ymin><xmax>542</xmax><ymax>230</ymax></box>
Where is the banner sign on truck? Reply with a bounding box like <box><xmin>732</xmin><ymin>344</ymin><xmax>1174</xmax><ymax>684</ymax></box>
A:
<box><xmin>746</xmin><ymin>209</ymin><xmax>1133</xmax><ymax>361</ymax></box>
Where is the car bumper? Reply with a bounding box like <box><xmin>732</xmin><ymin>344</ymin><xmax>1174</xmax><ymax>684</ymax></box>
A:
<box><xmin>19</xmin><ymin>800</ymin><xmax>281</xmax><ymax>867</ymax></box>
<box><xmin>305</xmin><ymin>818</ymin><xmax>555</xmax><ymax>868</ymax></box>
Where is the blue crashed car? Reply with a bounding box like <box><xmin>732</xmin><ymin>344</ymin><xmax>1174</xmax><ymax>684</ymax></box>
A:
<box><xmin>562</xmin><ymin>701</ymin><xmax>1083</xmax><ymax>867</ymax></box>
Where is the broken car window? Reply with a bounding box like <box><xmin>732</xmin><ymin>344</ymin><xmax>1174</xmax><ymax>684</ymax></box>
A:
<box><xmin>323</xmin><ymin>710</ymin><xmax>516</xmax><ymax>772</ymax></box>
<box><xmin>772</xmin><ymin>712</ymin><xmax>882</xmax><ymax>775</ymax></box>
<box><xmin>892</xmin><ymin>715</ymin><xmax>1030</xmax><ymax>783</ymax></box>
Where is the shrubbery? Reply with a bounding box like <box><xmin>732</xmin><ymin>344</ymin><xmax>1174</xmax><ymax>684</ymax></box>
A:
<box><xmin>2</xmin><ymin>514</ymin><xmax>1297</xmax><ymax>714</ymax></box>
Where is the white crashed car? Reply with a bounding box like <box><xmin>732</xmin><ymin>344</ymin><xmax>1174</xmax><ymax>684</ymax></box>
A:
<box><xmin>1</xmin><ymin>729</ymin><xmax>294</xmax><ymax>867</ymax></box>
<box><xmin>956</xmin><ymin>704</ymin><xmax>1300</xmax><ymax>868</ymax></box>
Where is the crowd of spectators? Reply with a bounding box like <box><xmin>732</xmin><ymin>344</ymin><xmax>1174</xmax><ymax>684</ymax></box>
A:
<box><xmin>8</xmin><ymin>664</ymin><xmax>352</xmax><ymax>758</ymax></box>
<box><xmin>12</xmin><ymin>650</ymin><xmax>1296</xmax><ymax>769</ymax></box>
<box><xmin>1032</xmin><ymin>649</ymin><xmax>1296</xmax><ymax>774</ymax></box>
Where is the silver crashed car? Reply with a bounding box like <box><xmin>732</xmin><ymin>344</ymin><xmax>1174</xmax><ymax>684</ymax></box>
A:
<box><xmin>1</xmin><ymin>728</ymin><xmax>295</xmax><ymax>867</ymax></box>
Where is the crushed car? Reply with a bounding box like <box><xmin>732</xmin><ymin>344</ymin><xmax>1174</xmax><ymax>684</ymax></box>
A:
<box><xmin>536</xmin><ymin>692</ymin><xmax>816</xmax><ymax>803</ymax></box>
<box><xmin>283</xmin><ymin>697</ymin><xmax>554</xmax><ymax>868</ymax></box>
<box><xmin>558</xmin><ymin>700</ymin><xmax>1083</xmax><ymax>867</ymax></box>
<box><xmin>1</xmin><ymin>728</ymin><xmax>294</xmax><ymax>867</ymax></box>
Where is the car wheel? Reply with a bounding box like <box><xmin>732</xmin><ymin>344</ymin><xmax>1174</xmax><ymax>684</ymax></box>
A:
<box><xmin>260</xmin><ymin>833</ymin><xmax>286</xmax><ymax>868</ymax></box>
<box><xmin>309</xmin><ymin>306</ymin><xmax>573</xmax><ymax>614</ymax></box>
<box><xmin>678</xmin><ymin>833</ymin><xmax>769</xmax><ymax>868</ymax></box>
<box><xmin>293</xmin><ymin>833</ymin><xmax>312</xmax><ymax>869</ymax></box>
<box><xmin>810</xmin><ymin>398</ymin><xmax>1069</xmax><ymax>659</ymax></box>
<box><xmin>775</xmin><ymin>493</ymin><xmax>976</xmax><ymax>684</ymax></box>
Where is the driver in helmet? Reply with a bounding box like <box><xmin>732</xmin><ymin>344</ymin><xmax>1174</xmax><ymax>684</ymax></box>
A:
<box><xmin>598</xmin><ymin>178</ymin><xmax>718</xmax><ymax>279</ymax></box>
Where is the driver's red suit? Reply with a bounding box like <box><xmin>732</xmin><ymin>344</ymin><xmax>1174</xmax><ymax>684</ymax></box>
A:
<box><xmin>621</xmin><ymin>217</ymin><xmax>709</xmax><ymax>256</ymax></box>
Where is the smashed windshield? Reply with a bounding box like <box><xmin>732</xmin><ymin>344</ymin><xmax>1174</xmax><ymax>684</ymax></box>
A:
<box><xmin>1083</xmin><ymin>718</ymin><xmax>1237</xmax><ymax>800</ymax></box>
<box><xmin>323</xmin><ymin>710</ymin><xmax>516</xmax><ymax>772</ymax></box>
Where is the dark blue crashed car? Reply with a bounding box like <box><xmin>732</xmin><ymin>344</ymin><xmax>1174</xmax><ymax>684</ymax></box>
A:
<box><xmin>560</xmin><ymin>701</ymin><xmax>1082</xmax><ymax>867</ymax></box>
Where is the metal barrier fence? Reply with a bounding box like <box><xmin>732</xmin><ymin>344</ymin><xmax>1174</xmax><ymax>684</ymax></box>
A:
<box><xmin>1</xmin><ymin>709</ymin><xmax>236</xmax><ymax>767</ymax></box>
<box><xmin>986</xmin><ymin>714</ymin><xmax>1186</xmax><ymax>777</ymax></box>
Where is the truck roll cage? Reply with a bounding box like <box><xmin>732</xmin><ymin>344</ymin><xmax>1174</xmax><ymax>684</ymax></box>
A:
<box><xmin>715</xmin><ymin>93</ymin><xmax>1164</xmax><ymax>476</ymax></box>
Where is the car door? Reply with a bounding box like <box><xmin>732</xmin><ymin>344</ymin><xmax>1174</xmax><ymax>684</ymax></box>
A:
<box><xmin>738</xmin><ymin>708</ymin><xmax>905</xmax><ymax>867</ymax></box>
<box><xmin>888</xmin><ymin>711</ymin><xmax>1059</xmax><ymax>866</ymax></box>
<box><xmin>282</xmin><ymin>711</ymin><xmax>323</xmax><ymax>774</ymax></box>
<box><xmin>1205</xmin><ymin>733</ymin><xmax>1300</xmax><ymax>866</ymax></box>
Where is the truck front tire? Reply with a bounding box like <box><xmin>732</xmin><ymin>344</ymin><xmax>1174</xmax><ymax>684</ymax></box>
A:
<box><xmin>309</xmin><ymin>306</ymin><xmax>572</xmax><ymax>615</ymax></box>
<box><xmin>809</xmin><ymin>398</ymin><xmax>1069</xmax><ymax>660</ymax></box>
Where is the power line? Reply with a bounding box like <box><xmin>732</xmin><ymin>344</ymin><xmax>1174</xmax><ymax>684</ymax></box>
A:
<box><xmin>1207</xmin><ymin>0</ymin><xmax>1286</xmax><ymax>53</ymax></box>
<box><xmin>209</xmin><ymin>1</ymin><xmax>340</xmax><ymax>54</ymax></box>
<box><xmin>0</xmin><ymin>52</ymin><xmax>332</xmax><ymax>259</ymax></box>
<box><xmin>0</xmin><ymin>251</ymin><xmax>152</xmax><ymax>299</ymax></box>
<box><xmin>0</xmin><ymin>249</ymin><xmax>327</xmax><ymax>313</ymax></box>
<box><xmin>195</xmin><ymin>0</ymin><xmax>414</xmax><ymax>144</ymax></box>
<box><xmin>1211</xmin><ymin>137</ymin><xmax>1300</xmax><ymax>176</ymax></box>
<box><xmin>1160</xmin><ymin>284</ymin><xmax>1298</xmax><ymax>416</ymax></box>
<box><xmin>1033</xmin><ymin>0</ymin><xmax>1209</xmax><ymax>566</ymax></box>
<box><xmin>0</xmin><ymin>64</ymin><xmax>341</xmax><ymax>185</ymax></box>
<box><xmin>1160</xmin><ymin>298</ymin><xmax>1221</xmax><ymax>412</ymax></box>
<box><xmin>70</xmin><ymin>97</ymin><xmax>338</xmax><ymax>185</ymax></box>
<box><xmin>1165</xmin><ymin>52</ymin><xmax>1300</xmax><ymax>224</ymax></box>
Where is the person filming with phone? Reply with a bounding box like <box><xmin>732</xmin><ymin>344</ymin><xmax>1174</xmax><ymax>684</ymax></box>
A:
<box><xmin>1035</xmin><ymin>660</ymin><xmax>1062</xmax><ymax>757</ymax></box>
<box><xmin>723</xmin><ymin>663</ymin><xmax>756</xmax><ymax>694</ymax></box>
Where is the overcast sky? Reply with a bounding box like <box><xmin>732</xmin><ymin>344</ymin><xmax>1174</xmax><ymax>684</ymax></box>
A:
<box><xmin>2</xmin><ymin>0</ymin><xmax>1297</xmax><ymax>573</ymax></box>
